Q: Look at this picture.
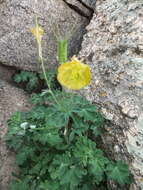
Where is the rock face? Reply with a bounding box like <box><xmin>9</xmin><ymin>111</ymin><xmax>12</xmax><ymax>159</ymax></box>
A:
<box><xmin>79</xmin><ymin>0</ymin><xmax>143</xmax><ymax>189</ymax></box>
<box><xmin>81</xmin><ymin>0</ymin><xmax>96</xmax><ymax>8</ymax></box>
<box><xmin>0</xmin><ymin>0</ymin><xmax>94</xmax><ymax>71</ymax></box>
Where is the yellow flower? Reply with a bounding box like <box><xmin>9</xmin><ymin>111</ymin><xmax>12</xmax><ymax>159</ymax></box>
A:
<box><xmin>57</xmin><ymin>56</ymin><xmax>91</xmax><ymax>90</ymax></box>
<box><xmin>30</xmin><ymin>25</ymin><xmax>44</xmax><ymax>44</ymax></box>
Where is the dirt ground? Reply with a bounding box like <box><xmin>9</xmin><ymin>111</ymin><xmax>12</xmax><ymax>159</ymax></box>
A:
<box><xmin>0</xmin><ymin>80</ymin><xmax>31</xmax><ymax>190</ymax></box>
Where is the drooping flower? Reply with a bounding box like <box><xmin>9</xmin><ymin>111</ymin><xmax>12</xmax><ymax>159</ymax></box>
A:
<box><xmin>57</xmin><ymin>56</ymin><xmax>91</xmax><ymax>90</ymax></box>
<box><xmin>30</xmin><ymin>23</ymin><xmax>44</xmax><ymax>44</ymax></box>
<box><xmin>30</xmin><ymin>17</ymin><xmax>44</xmax><ymax>59</ymax></box>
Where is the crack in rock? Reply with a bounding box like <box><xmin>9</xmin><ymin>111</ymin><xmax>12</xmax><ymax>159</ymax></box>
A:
<box><xmin>63</xmin><ymin>0</ymin><xmax>94</xmax><ymax>19</ymax></box>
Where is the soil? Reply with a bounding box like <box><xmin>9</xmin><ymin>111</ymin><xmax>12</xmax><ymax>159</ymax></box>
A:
<box><xmin>0</xmin><ymin>80</ymin><xmax>31</xmax><ymax>190</ymax></box>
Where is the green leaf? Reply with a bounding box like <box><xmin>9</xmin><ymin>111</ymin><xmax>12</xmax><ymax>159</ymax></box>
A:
<box><xmin>48</xmin><ymin>153</ymin><xmax>72</xmax><ymax>180</ymax></box>
<box><xmin>28</xmin><ymin>105</ymin><xmax>48</xmax><ymax>120</ymax></box>
<box><xmin>71</xmin><ymin>115</ymin><xmax>90</xmax><ymax>136</ymax></box>
<box><xmin>90</xmin><ymin>124</ymin><xmax>102</xmax><ymax>136</ymax></box>
<box><xmin>69</xmin><ymin>131</ymin><xmax>75</xmax><ymax>142</ymax></box>
<box><xmin>45</xmin><ymin>106</ymin><xmax>69</xmax><ymax>128</ymax></box>
<box><xmin>106</xmin><ymin>161</ymin><xmax>131</xmax><ymax>185</ymax></box>
<box><xmin>13</xmin><ymin>71</ymin><xmax>39</xmax><ymax>91</ymax></box>
<box><xmin>49</xmin><ymin>153</ymin><xmax>86</xmax><ymax>188</ymax></box>
<box><xmin>10</xmin><ymin>180</ymin><xmax>29</xmax><ymax>190</ymax></box>
<box><xmin>27</xmin><ymin>76</ymin><xmax>38</xmax><ymax>89</ymax></box>
<box><xmin>16</xmin><ymin>147</ymin><xmax>35</xmax><ymax>165</ymax></box>
<box><xmin>89</xmin><ymin>158</ymin><xmax>105</xmax><ymax>175</ymax></box>
<box><xmin>14</xmin><ymin>74</ymin><xmax>22</xmax><ymax>83</ymax></box>
<box><xmin>30</xmin><ymin>93</ymin><xmax>44</xmax><ymax>105</ymax></box>
<box><xmin>88</xmin><ymin>156</ymin><xmax>108</xmax><ymax>184</ymax></box>
<box><xmin>29</xmin><ymin>162</ymin><xmax>42</xmax><ymax>175</ymax></box>
<box><xmin>39</xmin><ymin>69</ymin><xmax>56</xmax><ymax>81</ymax></box>
<box><xmin>75</xmin><ymin>107</ymin><xmax>104</xmax><ymax>124</ymax></box>
<box><xmin>34</xmin><ymin>131</ymin><xmax>63</xmax><ymax>146</ymax></box>
<box><xmin>81</xmin><ymin>184</ymin><xmax>94</xmax><ymax>190</ymax></box>
<box><xmin>60</xmin><ymin>166</ymin><xmax>85</xmax><ymax>187</ymax></box>
<box><xmin>73</xmin><ymin>136</ymin><xmax>96</xmax><ymax>166</ymax></box>
<box><xmin>20</xmin><ymin>71</ymin><xmax>31</xmax><ymax>81</ymax></box>
<box><xmin>40</xmin><ymin>180</ymin><xmax>60</xmax><ymax>190</ymax></box>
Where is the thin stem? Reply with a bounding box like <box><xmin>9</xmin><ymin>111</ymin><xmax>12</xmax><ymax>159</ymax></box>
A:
<box><xmin>39</xmin><ymin>55</ymin><xmax>60</xmax><ymax>106</ymax></box>
<box><xmin>34</xmin><ymin>16</ymin><xmax>60</xmax><ymax>107</ymax></box>
<box><xmin>64</xmin><ymin>123</ymin><xmax>70</xmax><ymax>144</ymax></box>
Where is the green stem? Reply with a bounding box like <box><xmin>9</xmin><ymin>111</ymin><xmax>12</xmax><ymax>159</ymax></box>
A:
<box><xmin>34</xmin><ymin>15</ymin><xmax>60</xmax><ymax>107</ymax></box>
<box><xmin>34</xmin><ymin>15</ymin><xmax>68</xmax><ymax>138</ymax></box>
<box><xmin>39</xmin><ymin>53</ymin><xmax>60</xmax><ymax>106</ymax></box>
<box><xmin>31</xmin><ymin>127</ymin><xmax>47</xmax><ymax>130</ymax></box>
<box><xmin>64</xmin><ymin>124</ymin><xmax>69</xmax><ymax>144</ymax></box>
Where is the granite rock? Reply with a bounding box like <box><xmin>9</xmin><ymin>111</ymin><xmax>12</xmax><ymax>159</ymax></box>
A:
<box><xmin>79</xmin><ymin>0</ymin><xmax>143</xmax><ymax>189</ymax></box>
<box><xmin>0</xmin><ymin>0</ymin><xmax>93</xmax><ymax>71</ymax></box>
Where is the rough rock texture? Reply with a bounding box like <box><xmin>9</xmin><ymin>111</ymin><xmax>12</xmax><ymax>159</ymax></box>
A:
<box><xmin>0</xmin><ymin>64</ymin><xmax>16</xmax><ymax>83</ymax></box>
<box><xmin>81</xmin><ymin>0</ymin><xmax>96</xmax><ymax>8</ymax></box>
<box><xmin>0</xmin><ymin>81</ymin><xmax>31</xmax><ymax>190</ymax></box>
<box><xmin>79</xmin><ymin>0</ymin><xmax>143</xmax><ymax>189</ymax></box>
<box><xmin>64</xmin><ymin>0</ymin><xmax>94</xmax><ymax>18</ymax></box>
<box><xmin>0</xmin><ymin>0</ymin><xmax>94</xmax><ymax>71</ymax></box>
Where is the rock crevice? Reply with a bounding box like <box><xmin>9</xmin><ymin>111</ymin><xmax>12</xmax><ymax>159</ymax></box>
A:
<box><xmin>63</xmin><ymin>0</ymin><xmax>94</xmax><ymax>18</ymax></box>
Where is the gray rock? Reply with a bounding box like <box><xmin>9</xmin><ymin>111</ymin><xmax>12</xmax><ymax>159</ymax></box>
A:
<box><xmin>79</xmin><ymin>0</ymin><xmax>143</xmax><ymax>189</ymax></box>
<box><xmin>0</xmin><ymin>65</ymin><xmax>16</xmax><ymax>83</ymax></box>
<box><xmin>81</xmin><ymin>0</ymin><xmax>96</xmax><ymax>8</ymax></box>
<box><xmin>0</xmin><ymin>0</ymin><xmax>91</xmax><ymax>71</ymax></box>
<box><xmin>64</xmin><ymin>0</ymin><xmax>95</xmax><ymax>18</ymax></box>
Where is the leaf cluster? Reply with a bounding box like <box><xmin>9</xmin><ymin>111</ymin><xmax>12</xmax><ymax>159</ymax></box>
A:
<box><xmin>6</xmin><ymin>92</ymin><xmax>132</xmax><ymax>190</ymax></box>
<box><xmin>13</xmin><ymin>70</ymin><xmax>58</xmax><ymax>92</ymax></box>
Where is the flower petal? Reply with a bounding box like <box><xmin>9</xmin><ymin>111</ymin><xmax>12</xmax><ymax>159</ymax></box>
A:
<box><xmin>30</xmin><ymin>25</ymin><xmax>44</xmax><ymax>43</ymax></box>
<box><xmin>57</xmin><ymin>57</ymin><xmax>91</xmax><ymax>90</ymax></box>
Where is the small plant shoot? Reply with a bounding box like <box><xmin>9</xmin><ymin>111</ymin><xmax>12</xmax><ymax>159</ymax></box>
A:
<box><xmin>57</xmin><ymin>39</ymin><xmax>68</xmax><ymax>64</ymax></box>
